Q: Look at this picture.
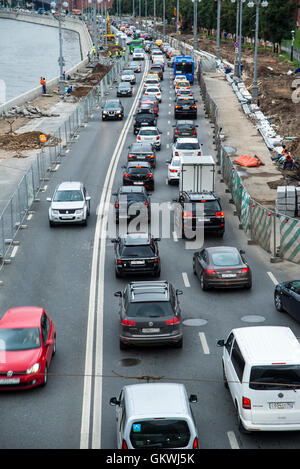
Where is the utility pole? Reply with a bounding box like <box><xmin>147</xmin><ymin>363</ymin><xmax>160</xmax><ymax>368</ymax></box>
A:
<box><xmin>176</xmin><ymin>0</ymin><xmax>179</xmax><ymax>43</ymax></box>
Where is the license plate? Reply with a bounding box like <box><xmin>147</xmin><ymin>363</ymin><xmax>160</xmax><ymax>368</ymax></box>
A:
<box><xmin>198</xmin><ymin>218</ymin><xmax>210</xmax><ymax>222</ymax></box>
<box><xmin>61</xmin><ymin>216</ymin><xmax>73</xmax><ymax>220</ymax></box>
<box><xmin>222</xmin><ymin>274</ymin><xmax>237</xmax><ymax>278</ymax></box>
<box><xmin>131</xmin><ymin>260</ymin><xmax>145</xmax><ymax>265</ymax></box>
<box><xmin>183</xmin><ymin>106</ymin><xmax>190</xmax><ymax>109</ymax></box>
<box><xmin>142</xmin><ymin>328</ymin><xmax>160</xmax><ymax>333</ymax></box>
<box><xmin>133</xmin><ymin>181</ymin><xmax>143</xmax><ymax>185</ymax></box>
<box><xmin>0</xmin><ymin>378</ymin><xmax>20</xmax><ymax>385</ymax></box>
<box><xmin>269</xmin><ymin>402</ymin><xmax>294</xmax><ymax>410</ymax></box>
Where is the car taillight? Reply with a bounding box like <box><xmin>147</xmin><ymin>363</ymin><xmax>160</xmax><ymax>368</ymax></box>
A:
<box><xmin>149</xmin><ymin>154</ymin><xmax>154</xmax><ymax>158</ymax></box>
<box><xmin>128</xmin><ymin>154</ymin><xmax>134</xmax><ymax>158</ymax></box>
<box><xmin>193</xmin><ymin>129</ymin><xmax>196</xmax><ymax>134</ymax></box>
<box><xmin>192</xmin><ymin>105</ymin><xmax>197</xmax><ymax>109</ymax></box>
<box><xmin>197</xmin><ymin>151</ymin><xmax>201</xmax><ymax>156</ymax></box>
<box><xmin>122</xmin><ymin>319</ymin><xmax>136</xmax><ymax>326</ymax></box>
<box><xmin>147</xmin><ymin>173</ymin><xmax>153</xmax><ymax>178</ymax></box>
<box><xmin>193</xmin><ymin>437</ymin><xmax>199</xmax><ymax>449</ymax></box>
<box><xmin>156</xmin><ymin>136</ymin><xmax>160</xmax><ymax>140</ymax></box>
<box><xmin>170</xmin><ymin>169</ymin><xmax>178</xmax><ymax>172</ymax></box>
<box><xmin>165</xmin><ymin>317</ymin><xmax>180</xmax><ymax>325</ymax></box>
<box><xmin>241</xmin><ymin>267</ymin><xmax>249</xmax><ymax>273</ymax></box>
<box><xmin>183</xmin><ymin>211</ymin><xmax>193</xmax><ymax>218</ymax></box>
<box><xmin>145</xmin><ymin>201</ymin><xmax>149</xmax><ymax>207</ymax></box>
<box><xmin>242</xmin><ymin>396</ymin><xmax>251</xmax><ymax>410</ymax></box>
<box><xmin>205</xmin><ymin>269</ymin><xmax>215</xmax><ymax>274</ymax></box>
<box><xmin>215</xmin><ymin>211</ymin><xmax>224</xmax><ymax>217</ymax></box>
<box><xmin>115</xmin><ymin>202</ymin><xmax>119</xmax><ymax>208</ymax></box>
<box><xmin>137</xmin><ymin>136</ymin><xmax>141</xmax><ymax>140</ymax></box>
<box><xmin>174</xmin><ymin>151</ymin><xmax>179</xmax><ymax>156</ymax></box>
<box><xmin>124</xmin><ymin>173</ymin><xmax>130</xmax><ymax>178</ymax></box>
<box><xmin>122</xmin><ymin>439</ymin><xmax>128</xmax><ymax>449</ymax></box>
<box><xmin>175</xmin><ymin>129</ymin><xmax>178</xmax><ymax>134</ymax></box>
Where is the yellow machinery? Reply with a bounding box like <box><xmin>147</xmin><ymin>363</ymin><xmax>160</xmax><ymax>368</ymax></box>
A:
<box><xmin>105</xmin><ymin>14</ymin><xmax>115</xmax><ymax>39</ymax></box>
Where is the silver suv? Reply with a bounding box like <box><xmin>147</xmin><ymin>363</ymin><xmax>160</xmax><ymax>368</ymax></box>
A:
<box><xmin>47</xmin><ymin>181</ymin><xmax>90</xmax><ymax>226</ymax></box>
<box><xmin>110</xmin><ymin>383</ymin><xmax>199</xmax><ymax>449</ymax></box>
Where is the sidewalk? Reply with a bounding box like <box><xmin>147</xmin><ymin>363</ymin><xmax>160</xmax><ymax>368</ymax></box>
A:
<box><xmin>203</xmin><ymin>70</ymin><xmax>284</xmax><ymax>209</ymax></box>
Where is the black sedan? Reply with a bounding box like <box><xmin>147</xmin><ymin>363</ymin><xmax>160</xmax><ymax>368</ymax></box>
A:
<box><xmin>117</xmin><ymin>82</ymin><xmax>133</xmax><ymax>97</ymax></box>
<box><xmin>123</xmin><ymin>162</ymin><xmax>154</xmax><ymax>191</ymax></box>
<box><xmin>174</xmin><ymin>97</ymin><xmax>197</xmax><ymax>119</ymax></box>
<box><xmin>127</xmin><ymin>142</ymin><xmax>156</xmax><ymax>168</ymax></box>
<box><xmin>274</xmin><ymin>280</ymin><xmax>300</xmax><ymax>321</ymax></box>
<box><xmin>112</xmin><ymin>232</ymin><xmax>161</xmax><ymax>278</ymax></box>
<box><xmin>193</xmin><ymin>246</ymin><xmax>252</xmax><ymax>290</ymax></box>
<box><xmin>173</xmin><ymin>120</ymin><xmax>198</xmax><ymax>142</ymax></box>
<box><xmin>133</xmin><ymin>110</ymin><xmax>157</xmax><ymax>135</ymax></box>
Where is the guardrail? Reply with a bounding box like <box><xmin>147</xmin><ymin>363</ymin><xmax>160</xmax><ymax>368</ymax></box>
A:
<box><xmin>0</xmin><ymin>52</ymin><xmax>129</xmax><ymax>273</ymax></box>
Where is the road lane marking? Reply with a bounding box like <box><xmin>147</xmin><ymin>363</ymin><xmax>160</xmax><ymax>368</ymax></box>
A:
<box><xmin>182</xmin><ymin>272</ymin><xmax>190</xmax><ymax>288</ymax></box>
<box><xmin>80</xmin><ymin>58</ymin><xmax>150</xmax><ymax>450</ymax></box>
<box><xmin>267</xmin><ymin>271</ymin><xmax>278</xmax><ymax>286</ymax></box>
<box><xmin>199</xmin><ymin>332</ymin><xmax>210</xmax><ymax>354</ymax></box>
<box><xmin>172</xmin><ymin>231</ymin><xmax>178</xmax><ymax>242</ymax></box>
<box><xmin>10</xmin><ymin>246</ymin><xmax>19</xmax><ymax>258</ymax></box>
<box><xmin>227</xmin><ymin>431</ymin><xmax>239</xmax><ymax>449</ymax></box>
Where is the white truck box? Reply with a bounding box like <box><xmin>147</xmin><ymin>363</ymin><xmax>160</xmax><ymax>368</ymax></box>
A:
<box><xmin>179</xmin><ymin>155</ymin><xmax>216</xmax><ymax>193</ymax></box>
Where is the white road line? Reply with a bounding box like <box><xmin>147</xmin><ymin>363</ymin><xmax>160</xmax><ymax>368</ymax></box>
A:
<box><xmin>10</xmin><ymin>246</ymin><xmax>19</xmax><ymax>258</ymax></box>
<box><xmin>199</xmin><ymin>332</ymin><xmax>210</xmax><ymax>354</ymax></box>
<box><xmin>27</xmin><ymin>214</ymin><xmax>33</xmax><ymax>221</ymax></box>
<box><xmin>182</xmin><ymin>272</ymin><xmax>190</xmax><ymax>288</ymax></box>
<box><xmin>227</xmin><ymin>431</ymin><xmax>239</xmax><ymax>449</ymax></box>
<box><xmin>80</xmin><ymin>58</ymin><xmax>150</xmax><ymax>450</ymax></box>
<box><xmin>172</xmin><ymin>231</ymin><xmax>178</xmax><ymax>242</ymax></box>
<box><xmin>267</xmin><ymin>271</ymin><xmax>278</xmax><ymax>286</ymax></box>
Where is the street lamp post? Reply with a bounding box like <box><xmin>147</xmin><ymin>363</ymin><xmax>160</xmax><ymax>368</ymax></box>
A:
<box><xmin>216</xmin><ymin>0</ymin><xmax>221</xmax><ymax>60</ymax></box>
<box><xmin>248</xmin><ymin>0</ymin><xmax>268</xmax><ymax>101</ymax></box>
<box><xmin>176</xmin><ymin>0</ymin><xmax>179</xmax><ymax>42</ymax></box>
<box><xmin>57</xmin><ymin>0</ymin><xmax>67</xmax><ymax>95</ymax></box>
<box><xmin>193</xmin><ymin>0</ymin><xmax>201</xmax><ymax>58</ymax></box>
<box><xmin>163</xmin><ymin>0</ymin><xmax>165</xmax><ymax>42</ymax></box>
<box><xmin>153</xmin><ymin>0</ymin><xmax>156</xmax><ymax>38</ymax></box>
<box><xmin>291</xmin><ymin>30</ymin><xmax>295</xmax><ymax>62</ymax></box>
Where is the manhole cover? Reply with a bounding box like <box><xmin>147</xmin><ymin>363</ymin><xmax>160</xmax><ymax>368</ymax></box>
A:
<box><xmin>118</xmin><ymin>358</ymin><xmax>141</xmax><ymax>367</ymax></box>
<box><xmin>183</xmin><ymin>318</ymin><xmax>208</xmax><ymax>326</ymax></box>
<box><xmin>241</xmin><ymin>315</ymin><xmax>266</xmax><ymax>323</ymax></box>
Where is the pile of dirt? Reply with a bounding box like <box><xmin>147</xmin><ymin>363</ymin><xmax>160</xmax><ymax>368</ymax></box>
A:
<box><xmin>71</xmin><ymin>62</ymin><xmax>113</xmax><ymax>98</ymax></box>
<box><xmin>0</xmin><ymin>131</ymin><xmax>58</xmax><ymax>152</ymax></box>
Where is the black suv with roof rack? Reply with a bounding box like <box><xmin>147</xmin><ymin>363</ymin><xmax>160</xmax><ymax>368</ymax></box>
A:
<box><xmin>113</xmin><ymin>186</ymin><xmax>151</xmax><ymax>225</ymax></box>
<box><xmin>114</xmin><ymin>281</ymin><xmax>183</xmax><ymax>349</ymax></box>
<box><xmin>174</xmin><ymin>192</ymin><xmax>225</xmax><ymax>239</ymax></box>
<box><xmin>111</xmin><ymin>233</ymin><xmax>161</xmax><ymax>278</ymax></box>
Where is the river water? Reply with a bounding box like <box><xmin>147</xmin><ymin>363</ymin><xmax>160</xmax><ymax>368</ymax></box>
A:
<box><xmin>0</xmin><ymin>18</ymin><xmax>82</xmax><ymax>103</ymax></box>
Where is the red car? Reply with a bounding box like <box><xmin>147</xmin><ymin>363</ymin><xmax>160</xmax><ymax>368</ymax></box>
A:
<box><xmin>0</xmin><ymin>307</ymin><xmax>56</xmax><ymax>390</ymax></box>
<box><xmin>139</xmin><ymin>97</ymin><xmax>159</xmax><ymax>116</ymax></box>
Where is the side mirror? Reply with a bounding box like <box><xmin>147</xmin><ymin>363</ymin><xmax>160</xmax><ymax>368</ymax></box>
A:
<box><xmin>176</xmin><ymin>289</ymin><xmax>183</xmax><ymax>296</ymax></box>
<box><xmin>166</xmin><ymin>160</ymin><xmax>171</xmax><ymax>164</ymax></box>
<box><xmin>86</xmin><ymin>196</ymin><xmax>91</xmax><ymax>201</ymax></box>
<box><xmin>46</xmin><ymin>197</ymin><xmax>52</xmax><ymax>202</ymax></box>
<box><xmin>154</xmin><ymin>237</ymin><xmax>161</xmax><ymax>242</ymax></box>
<box><xmin>114</xmin><ymin>291</ymin><xmax>122</xmax><ymax>297</ymax></box>
<box><xmin>112</xmin><ymin>192</ymin><xmax>117</xmax><ymax>196</ymax></box>
<box><xmin>217</xmin><ymin>339</ymin><xmax>225</xmax><ymax>347</ymax></box>
<box><xmin>110</xmin><ymin>397</ymin><xmax>120</xmax><ymax>406</ymax></box>
<box><xmin>240</xmin><ymin>249</ymin><xmax>245</xmax><ymax>254</ymax></box>
<box><xmin>189</xmin><ymin>394</ymin><xmax>198</xmax><ymax>403</ymax></box>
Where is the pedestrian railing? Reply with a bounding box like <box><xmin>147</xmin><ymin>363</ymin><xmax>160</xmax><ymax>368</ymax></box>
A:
<box><xmin>0</xmin><ymin>51</ymin><xmax>129</xmax><ymax>272</ymax></box>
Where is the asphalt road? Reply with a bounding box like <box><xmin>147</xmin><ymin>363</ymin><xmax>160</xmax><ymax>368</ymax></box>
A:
<box><xmin>0</xmin><ymin>54</ymin><xmax>300</xmax><ymax>450</ymax></box>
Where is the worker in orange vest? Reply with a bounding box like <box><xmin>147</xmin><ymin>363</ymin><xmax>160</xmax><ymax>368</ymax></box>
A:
<box><xmin>283</xmin><ymin>153</ymin><xmax>294</xmax><ymax>170</ymax></box>
<box><xmin>39</xmin><ymin>134</ymin><xmax>47</xmax><ymax>145</ymax></box>
<box><xmin>41</xmin><ymin>78</ymin><xmax>46</xmax><ymax>94</ymax></box>
<box><xmin>272</xmin><ymin>145</ymin><xmax>288</xmax><ymax>161</ymax></box>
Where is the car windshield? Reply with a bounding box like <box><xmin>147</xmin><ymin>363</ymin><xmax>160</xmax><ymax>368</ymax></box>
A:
<box><xmin>176</xmin><ymin>142</ymin><xmax>199</xmax><ymax>150</ymax></box>
<box><xmin>130</xmin><ymin>419</ymin><xmax>190</xmax><ymax>449</ymax></box>
<box><xmin>123</xmin><ymin>70</ymin><xmax>133</xmax><ymax>74</ymax></box>
<box><xmin>105</xmin><ymin>102</ymin><xmax>120</xmax><ymax>109</ymax></box>
<box><xmin>171</xmin><ymin>159</ymin><xmax>181</xmax><ymax>167</ymax></box>
<box><xmin>121</xmin><ymin>245</ymin><xmax>155</xmax><ymax>257</ymax></box>
<box><xmin>119</xmin><ymin>83</ymin><xmax>130</xmax><ymax>88</ymax></box>
<box><xmin>127</xmin><ymin>301</ymin><xmax>174</xmax><ymax>318</ymax></box>
<box><xmin>178</xmin><ymin>124</ymin><xmax>193</xmax><ymax>130</ymax></box>
<box><xmin>53</xmin><ymin>190</ymin><xmax>83</xmax><ymax>202</ymax></box>
<box><xmin>211</xmin><ymin>251</ymin><xmax>241</xmax><ymax>266</ymax></box>
<box><xmin>177</xmin><ymin>99</ymin><xmax>194</xmax><ymax>105</ymax></box>
<box><xmin>0</xmin><ymin>328</ymin><xmax>41</xmax><ymax>351</ymax></box>
<box><xmin>146</xmin><ymin>88</ymin><xmax>159</xmax><ymax>92</ymax></box>
<box><xmin>131</xmin><ymin>144</ymin><xmax>152</xmax><ymax>152</ymax></box>
<box><xmin>139</xmin><ymin>129</ymin><xmax>157</xmax><ymax>135</ymax></box>
<box><xmin>119</xmin><ymin>194</ymin><xmax>147</xmax><ymax>204</ymax></box>
<box><xmin>249</xmin><ymin>365</ymin><xmax>300</xmax><ymax>390</ymax></box>
<box><xmin>128</xmin><ymin>167</ymin><xmax>150</xmax><ymax>174</ymax></box>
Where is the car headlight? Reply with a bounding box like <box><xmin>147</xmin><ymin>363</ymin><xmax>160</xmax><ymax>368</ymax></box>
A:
<box><xmin>75</xmin><ymin>209</ymin><xmax>83</xmax><ymax>215</ymax></box>
<box><xmin>51</xmin><ymin>210</ymin><xmax>59</xmax><ymax>215</ymax></box>
<box><xmin>26</xmin><ymin>363</ymin><xmax>40</xmax><ymax>374</ymax></box>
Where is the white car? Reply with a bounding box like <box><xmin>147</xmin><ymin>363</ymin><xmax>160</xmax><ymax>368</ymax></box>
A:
<box><xmin>144</xmin><ymin>86</ymin><xmax>162</xmax><ymax>102</ymax></box>
<box><xmin>172</xmin><ymin>138</ymin><xmax>202</xmax><ymax>159</ymax></box>
<box><xmin>175</xmin><ymin>88</ymin><xmax>194</xmax><ymax>99</ymax></box>
<box><xmin>121</xmin><ymin>69</ymin><xmax>136</xmax><ymax>84</ymax></box>
<box><xmin>143</xmin><ymin>77</ymin><xmax>161</xmax><ymax>89</ymax></box>
<box><xmin>47</xmin><ymin>181</ymin><xmax>91</xmax><ymax>226</ymax></box>
<box><xmin>166</xmin><ymin>156</ymin><xmax>181</xmax><ymax>184</ymax></box>
<box><xmin>132</xmin><ymin>48</ymin><xmax>145</xmax><ymax>60</ymax></box>
<box><xmin>137</xmin><ymin>126</ymin><xmax>162</xmax><ymax>150</ymax></box>
<box><xmin>173</xmin><ymin>74</ymin><xmax>186</xmax><ymax>87</ymax></box>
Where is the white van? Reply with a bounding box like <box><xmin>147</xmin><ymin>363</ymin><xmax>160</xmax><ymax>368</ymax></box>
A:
<box><xmin>217</xmin><ymin>326</ymin><xmax>300</xmax><ymax>433</ymax></box>
<box><xmin>110</xmin><ymin>382</ymin><xmax>199</xmax><ymax>449</ymax></box>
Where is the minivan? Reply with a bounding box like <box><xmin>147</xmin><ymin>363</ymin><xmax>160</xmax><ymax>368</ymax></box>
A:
<box><xmin>110</xmin><ymin>383</ymin><xmax>199</xmax><ymax>449</ymax></box>
<box><xmin>217</xmin><ymin>326</ymin><xmax>300</xmax><ymax>433</ymax></box>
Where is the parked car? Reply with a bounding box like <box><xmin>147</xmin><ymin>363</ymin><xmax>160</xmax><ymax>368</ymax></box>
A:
<box><xmin>112</xmin><ymin>232</ymin><xmax>161</xmax><ymax>278</ymax></box>
<box><xmin>114</xmin><ymin>280</ymin><xmax>183</xmax><ymax>349</ymax></box>
<box><xmin>102</xmin><ymin>99</ymin><xmax>124</xmax><ymax>120</ymax></box>
<box><xmin>117</xmin><ymin>81</ymin><xmax>133</xmax><ymax>97</ymax></box>
<box><xmin>193</xmin><ymin>246</ymin><xmax>252</xmax><ymax>290</ymax></box>
<box><xmin>137</xmin><ymin>126</ymin><xmax>162</xmax><ymax>150</ymax></box>
<box><xmin>0</xmin><ymin>306</ymin><xmax>56</xmax><ymax>390</ymax></box>
<box><xmin>47</xmin><ymin>181</ymin><xmax>91</xmax><ymax>226</ymax></box>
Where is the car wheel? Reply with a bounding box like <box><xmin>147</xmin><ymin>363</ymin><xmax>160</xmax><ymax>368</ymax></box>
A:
<box><xmin>236</xmin><ymin>402</ymin><xmax>251</xmax><ymax>434</ymax></box>
<box><xmin>83</xmin><ymin>217</ymin><xmax>88</xmax><ymax>226</ymax></box>
<box><xmin>41</xmin><ymin>364</ymin><xmax>48</xmax><ymax>387</ymax></box>
<box><xmin>245</xmin><ymin>281</ymin><xmax>252</xmax><ymax>290</ymax></box>
<box><xmin>115</xmin><ymin>269</ymin><xmax>122</xmax><ymax>278</ymax></box>
<box><xmin>275</xmin><ymin>293</ymin><xmax>284</xmax><ymax>312</ymax></box>
<box><xmin>200</xmin><ymin>273</ymin><xmax>208</xmax><ymax>291</ymax></box>
<box><xmin>52</xmin><ymin>335</ymin><xmax>56</xmax><ymax>357</ymax></box>
<box><xmin>192</xmin><ymin>260</ymin><xmax>197</xmax><ymax>276</ymax></box>
<box><xmin>222</xmin><ymin>362</ymin><xmax>228</xmax><ymax>389</ymax></box>
<box><xmin>49</xmin><ymin>220</ymin><xmax>55</xmax><ymax>227</ymax></box>
<box><xmin>120</xmin><ymin>340</ymin><xmax>129</xmax><ymax>350</ymax></box>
